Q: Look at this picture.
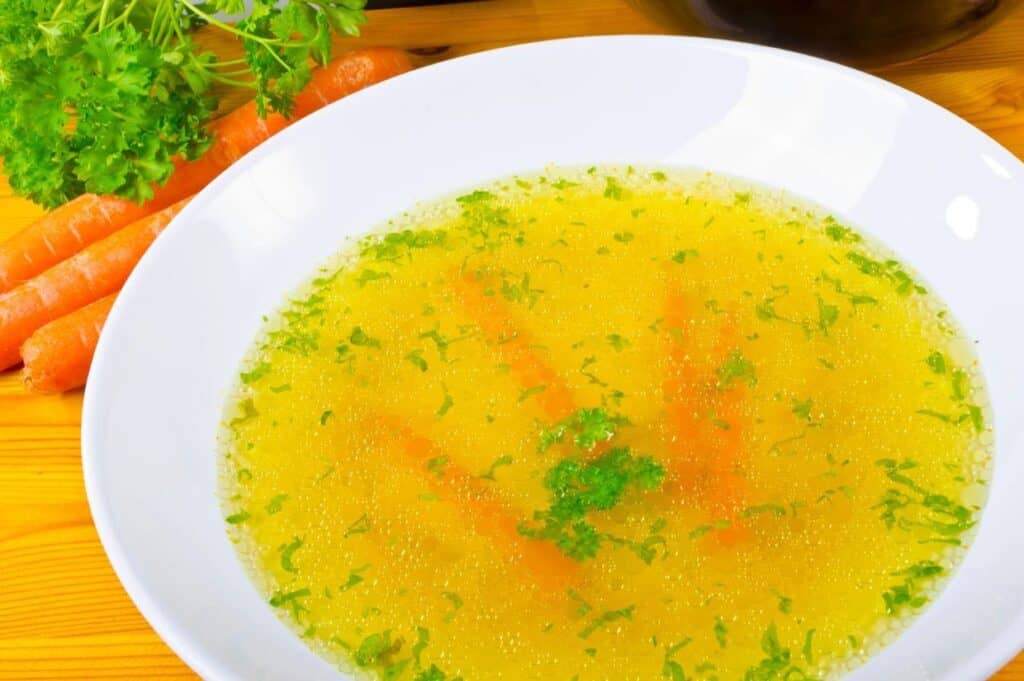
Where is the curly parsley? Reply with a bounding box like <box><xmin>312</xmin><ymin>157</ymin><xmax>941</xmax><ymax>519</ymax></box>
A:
<box><xmin>0</xmin><ymin>0</ymin><xmax>366</xmax><ymax>207</ymax></box>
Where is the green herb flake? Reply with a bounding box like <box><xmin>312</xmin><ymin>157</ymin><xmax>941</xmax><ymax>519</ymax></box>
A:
<box><xmin>279</xmin><ymin>536</ymin><xmax>303</xmax><ymax>573</ymax></box>
<box><xmin>604</xmin><ymin>176</ymin><xmax>624</xmax><ymax>200</ymax></box>
<box><xmin>716</xmin><ymin>350</ymin><xmax>757</xmax><ymax>390</ymax></box>
<box><xmin>578</xmin><ymin>605</ymin><xmax>635</xmax><ymax>639</ymax></box>
<box><xmin>426</xmin><ymin>456</ymin><xmax>449</xmax><ymax>478</ymax></box>
<box><xmin>406</xmin><ymin>350</ymin><xmax>429</xmax><ymax>372</ymax></box>
<box><xmin>344</xmin><ymin>513</ymin><xmax>371</xmax><ymax>538</ymax></box>
<box><xmin>672</xmin><ymin>249</ymin><xmax>699</xmax><ymax>264</ymax></box>
<box><xmin>339</xmin><ymin>564</ymin><xmax>370</xmax><ymax>592</ymax></box>
<box><xmin>225</xmin><ymin>510</ymin><xmax>250</xmax><ymax>524</ymax></box>
<box><xmin>714</xmin><ymin>616</ymin><xmax>729</xmax><ymax>648</ymax></box>
<box><xmin>607</xmin><ymin>334</ymin><xmax>630</xmax><ymax>352</ymax></box>
<box><xmin>457</xmin><ymin>190</ymin><xmax>496</xmax><ymax>205</ymax></box>
<box><xmin>662</xmin><ymin>638</ymin><xmax>692</xmax><ymax>681</ymax></box>
<box><xmin>478</xmin><ymin>455</ymin><xmax>514</xmax><ymax>481</ymax></box>
<box><xmin>240</xmin><ymin>362</ymin><xmax>271</xmax><ymax>385</ymax></box>
<box><xmin>802</xmin><ymin>629</ymin><xmax>815</xmax><ymax>665</ymax></box>
<box><xmin>350</xmin><ymin>326</ymin><xmax>381</xmax><ymax>348</ymax></box>
<box><xmin>614</xmin><ymin>232</ymin><xmax>635</xmax><ymax>243</ymax></box>
<box><xmin>266</xmin><ymin>494</ymin><xmax>289</xmax><ymax>515</ymax></box>
<box><xmin>519</xmin><ymin>384</ymin><xmax>548</xmax><ymax>402</ymax></box>
<box><xmin>442</xmin><ymin>591</ymin><xmax>463</xmax><ymax>623</ymax></box>
<box><xmin>817</xmin><ymin>296</ymin><xmax>840</xmax><ymax>336</ymax></box>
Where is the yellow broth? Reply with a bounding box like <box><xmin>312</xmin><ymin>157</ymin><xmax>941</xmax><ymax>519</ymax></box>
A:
<box><xmin>220</xmin><ymin>168</ymin><xmax>990</xmax><ymax>680</ymax></box>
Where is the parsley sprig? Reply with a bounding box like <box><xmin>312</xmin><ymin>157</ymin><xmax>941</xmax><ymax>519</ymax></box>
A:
<box><xmin>520</xmin><ymin>408</ymin><xmax>666</xmax><ymax>561</ymax></box>
<box><xmin>0</xmin><ymin>0</ymin><xmax>366</xmax><ymax>207</ymax></box>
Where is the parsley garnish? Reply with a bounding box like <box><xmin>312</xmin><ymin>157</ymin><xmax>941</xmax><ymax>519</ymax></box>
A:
<box><xmin>0</xmin><ymin>0</ymin><xmax>368</xmax><ymax>207</ymax></box>
<box><xmin>339</xmin><ymin>564</ymin><xmax>370</xmax><ymax>592</ymax></box>
<box><xmin>714</xmin><ymin>616</ymin><xmax>728</xmax><ymax>648</ymax></box>
<box><xmin>265</xmin><ymin>494</ymin><xmax>288</xmax><ymax>515</ymax></box>
<box><xmin>537</xmin><ymin>407</ymin><xmax>626</xmax><ymax>452</ymax></box>
<box><xmin>477</xmin><ymin>455</ymin><xmax>514</xmax><ymax>481</ymax></box>
<box><xmin>883</xmin><ymin>560</ymin><xmax>943</xmax><ymax>615</ymax></box>
<box><xmin>518</xmin><ymin>447</ymin><xmax>665</xmax><ymax>561</ymax></box>
<box><xmin>441</xmin><ymin>591</ymin><xmax>463</xmax><ymax>623</ymax></box>
<box><xmin>344</xmin><ymin>513</ymin><xmax>370</xmax><ymax>538</ymax></box>
<box><xmin>350</xmin><ymin>326</ymin><xmax>381</xmax><ymax>349</ymax></box>
<box><xmin>716</xmin><ymin>350</ymin><xmax>757</xmax><ymax>389</ymax></box>
<box><xmin>578</xmin><ymin>605</ymin><xmax>635</xmax><ymax>639</ymax></box>
<box><xmin>662</xmin><ymin>638</ymin><xmax>692</xmax><ymax>680</ymax></box>
<box><xmin>279</xmin><ymin>536</ymin><xmax>303</xmax><ymax>573</ymax></box>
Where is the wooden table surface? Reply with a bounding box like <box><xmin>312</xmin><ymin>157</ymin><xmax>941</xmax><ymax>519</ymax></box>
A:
<box><xmin>0</xmin><ymin>1</ymin><xmax>1021</xmax><ymax>678</ymax></box>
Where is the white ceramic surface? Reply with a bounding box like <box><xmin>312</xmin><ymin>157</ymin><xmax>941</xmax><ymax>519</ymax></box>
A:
<box><xmin>82</xmin><ymin>36</ymin><xmax>1024</xmax><ymax>680</ymax></box>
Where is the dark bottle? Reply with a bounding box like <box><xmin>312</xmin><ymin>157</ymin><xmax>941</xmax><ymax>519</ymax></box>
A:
<box><xmin>630</xmin><ymin>0</ymin><xmax>1021</xmax><ymax>66</ymax></box>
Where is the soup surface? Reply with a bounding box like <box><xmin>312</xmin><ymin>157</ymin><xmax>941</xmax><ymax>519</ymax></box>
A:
<box><xmin>220</xmin><ymin>168</ymin><xmax>990</xmax><ymax>680</ymax></box>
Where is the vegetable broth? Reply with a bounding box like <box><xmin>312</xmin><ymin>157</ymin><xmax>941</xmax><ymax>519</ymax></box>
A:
<box><xmin>221</xmin><ymin>168</ymin><xmax>990</xmax><ymax>680</ymax></box>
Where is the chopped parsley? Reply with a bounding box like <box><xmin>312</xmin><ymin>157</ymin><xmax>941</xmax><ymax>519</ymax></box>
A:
<box><xmin>265</xmin><ymin>494</ymin><xmax>289</xmax><ymax>515</ymax></box>
<box><xmin>883</xmin><ymin>560</ymin><xmax>944</xmax><ymax>615</ymax></box>
<box><xmin>672</xmin><ymin>249</ymin><xmax>699</xmax><ymax>264</ymax></box>
<box><xmin>716</xmin><ymin>350</ymin><xmax>757</xmax><ymax>390</ymax></box>
<box><xmin>714</xmin><ymin>616</ymin><xmax>728</xmax><ymax>648</ymax></box>
<box><xmin>279</xmin><ymin>536</ymin><xmax>303</xmax><ymax>573</ymax></box>
<box><xmin>350</xmin><ymin>326</ymin><xmax>382</xmax><ymax>349</ymax></box>
<box><xmin>604</xmin><ymin>177</ymin><xmax>624</xmax><ymax>200</ymax></box>
<box><xmin>662</xmin><ymin>638</ymin><xmax>692</xmax><ymax>680</ymax></box>
<box><xmin>426</xmin><ymin>456</ymin><xmax>449</xmax><ymax>478</ymax></box>
<box><xmin>344</xmin><ymin>513</ymin><xmax>371</xmax><ymax>538</ymax></box>
<box><xmin>518</xmin><ymin>447</ymin><xmax>665</xmax><ymax>561</ymax></box>
<box><xmin>339</xmin><ymin>564</ymin><xmax>370</xmax><ymax>592</ymax></box>
<box><xmin>405</xmin><ymin>350</ymin><xmax>429</xmax><ymax>372</ymax></box>
<box><xmin>578</xmin><ymin>605</ymin><xmax>635</xmax><ymax>639</ymax></box>
<box><xmin>538</xmin><ymin>407</ymin><xmax>627</xmax><ymax>453</ymax></box>
<box><xmin>607</xmin><ymin>334</ymin><xmax>630</xmax><ymax>352</ymax></box>
<box><xmin>442</xmin><ymin>591</ymin><xmax>463</xmax><ymax>623</ymax></box>
<box><xmin>477</xmin><ymin>455</ymin><xmax>514</xmax><ymax>481</ymax></box>
<box><xmin>240</xmin><ymin>361</ymin><xmax>271</xmax><ymax>385</ymax></box>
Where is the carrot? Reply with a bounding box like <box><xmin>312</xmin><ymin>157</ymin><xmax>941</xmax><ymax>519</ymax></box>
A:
<box><xmin>662</xmin><ymin>287</ymin><xmax>749</xmax><ymax>544</ymax></box>
<box><xmin>20</xmin><ymin>294</ymin><xmax>116</xmax><ymax>394</ymax></box>
<box><xmin>452</xmin><ymin>270</ymin><xmax>577</xmax><ymax>422</ymax></box>
<box><xmin>368</xmin><ymin>415</ymin><xmax>579</xmax><ymax>586</ymax></box>
<box><xmin>0</xmin><ymin>48</ymin><xmax>413</xmax><ymax>293</ymax></box>
<box><xmin>0</xmin><ymin>199</ymin><xmax>189</xmax><ymax>370</ymax></box>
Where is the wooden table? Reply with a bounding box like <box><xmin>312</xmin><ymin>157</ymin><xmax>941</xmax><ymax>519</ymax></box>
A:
<box><xmin>0</xmin><ymin>1</ymin><xmax>1021</xmax><ymax>678</ymax></box>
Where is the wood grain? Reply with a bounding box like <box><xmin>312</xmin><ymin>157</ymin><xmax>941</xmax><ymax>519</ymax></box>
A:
<box><xmin>0</xmin><ymin>1</ymin><xmax>1022</xmax><ymax>678</ymax></box>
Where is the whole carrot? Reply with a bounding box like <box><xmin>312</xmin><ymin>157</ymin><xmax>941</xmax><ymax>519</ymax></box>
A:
<box><xmin>0</xmin><ymin>199</ymin><xmax>189</xmax><ymax>370</ymax></box>
<box><xmin>0</xmin><ymin>48</ymin><xmax>412</xmax><ymax>293</ymax></box>
<box><xmin>21</xmin><ymin>294</ymin><xmax>117</xmax><ymax>394</ymax></box>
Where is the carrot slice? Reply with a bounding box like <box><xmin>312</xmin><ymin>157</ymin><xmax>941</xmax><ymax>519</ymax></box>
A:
<box><xmin>0</xmin><ymin>199</ymin><xmax>189</xmax><ymax>370</ymax></box>
<box><xmin>0</xmin><ymin>48</ymin><xmax>413</xmax><ymax>293</ymax></box>
<box><xmin>451</xmin><ymin>270</ymin><xmax>577</xmax><ymax>422</ymax></box>
<box><xmin>20</xmin><ymin>294</ymin><xmax>116</xmax><ymax>394</ymax></box>
<box><xmin>662</xmin><ymin>287</ymin><xmax>749</xmax><ymax>544</ymax></box>
<box><xmin>367</xmin><ymin>415</ymin><xmax>579</xmax><ymax>587</ymax></box>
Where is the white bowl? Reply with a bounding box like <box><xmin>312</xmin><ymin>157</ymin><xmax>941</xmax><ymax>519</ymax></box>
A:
<box><xmin>82</xmin><ymin>36</ymin><xmax>1024</xmax><ymax>680</ymax></box>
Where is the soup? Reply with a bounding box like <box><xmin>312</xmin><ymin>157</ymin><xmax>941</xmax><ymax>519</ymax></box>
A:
<box><xmin>220</xmin><ymin>168</ymin><xmax>990</xmax><ymax>680</ymax></box>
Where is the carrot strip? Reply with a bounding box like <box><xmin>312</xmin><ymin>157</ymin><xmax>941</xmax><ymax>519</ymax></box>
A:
<box><xmin>20</xmin><ymin>294</ymin><xmax>116</xmax><ymax>394</ymax></box>
<box><xmin>0</xmin><ymin>199</ymin><xmax>189</xmax><ymax>370</ymax></box>
<box><xmin>662</xmin><ymin>287</ymin><xmax>749</xmax><ymax>544</ymax></box>
<box><xmin>452</xmin><ymin>270</ymin><xmax>577</xmax><ymax>422</ymax></box>
<box><xmin>368</xmin><ymin>415</ymin><xmax>578</xmax><ymax>587</ymax></box>
<box><xmin>0</xmin><ymin>48</ymin><xmax>413</xmax><ymax>293</ymax></box>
